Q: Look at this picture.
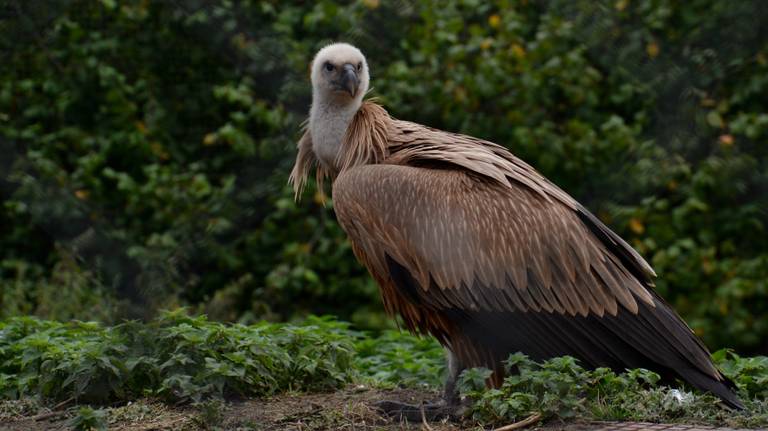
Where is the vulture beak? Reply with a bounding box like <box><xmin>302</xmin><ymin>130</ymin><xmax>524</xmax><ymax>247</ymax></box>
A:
<box><xmin>340</xmin><ymin>63</ymin><xmax>359</xmax><ymax>97</ymax></box>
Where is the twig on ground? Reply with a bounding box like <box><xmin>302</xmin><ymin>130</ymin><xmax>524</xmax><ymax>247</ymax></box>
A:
<box><xmin>420</xmin><ymin>402</ymin><xmax>433</xmax><ymax>431</ymax></box>
<box><xmin>493</xmin><ymin>412</ymin><xmax>542</xmax><ymax>431</ymax></box>
<box><xmin>52</xmin><ymin>397</ymin><xmax>74</xmax><ymax>411</ymax></box>
<box><xmin>32</xmin><ymin>410</ymin><xmax>66</xmax><ymax>422</ymax></box>
<box><xmin>30</xmin><ymin>397</ymin><xmax>75</xmax><ymax>421</ymax></box>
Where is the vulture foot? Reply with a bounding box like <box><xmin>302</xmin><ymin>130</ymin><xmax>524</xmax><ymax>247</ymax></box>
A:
<box><xmin>373</xmin><ymin>399</ymin><xmax>465</xmax><ymax>422</ymax></box>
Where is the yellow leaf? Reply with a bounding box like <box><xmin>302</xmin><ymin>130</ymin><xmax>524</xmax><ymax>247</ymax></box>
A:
<box><xmin>362</xmin><ymin>0</ymin><xmax>379</xmax><ymax>9</ymax></box>
<box><xmin>488</xmin><ymin>14</ymin><xmax>501</xmax><ymax>29</ymax></box>
<box><xmin>313</xmin><ymin>190</ymin><xmax>326</xmax><ymax>205</ymax></box>
<box><xmin>480</xmin><ymin>38</ymin><xmax>493</xmax><ymax>51</ymax></box>
<box><xmin>615</xmin><ymin>0</ymin><xmax>629</xmax><ymax>11</ymax></box>
<box><xmin>510</xmin><ymin>43</ymin><xmax>526</xmax><ymax>59</ymax></box>
<box><xmin>719</xmin><ymin>301</ymin><xmax>728</xmax><ymax>315</ymax></box>
<box><xmin>646</xmin><ymin>41</ymin><xmax>659</xmax><ymax>58</ymax></box>
<box><xmin>203</xmin><ymin>133</ymin><xmax>217</xmax><ymax>146</ymax></box>
<box><xmin>74</xmin><ymin>189</ymin><xmax>89</xmax><ymax>200</ymax></box>
<box><xmin>628</xmin><ymin>218</ymin><xmax>644</xmax><ymax>235</ymax></box>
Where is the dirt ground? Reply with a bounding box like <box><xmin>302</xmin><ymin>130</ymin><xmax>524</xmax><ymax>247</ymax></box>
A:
<box><xmin>0</xmin><ymin>387</ymin><xmax>760</xmax><ymax>431</ymax></box>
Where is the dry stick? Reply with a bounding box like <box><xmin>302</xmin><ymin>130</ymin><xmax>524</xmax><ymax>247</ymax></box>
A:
<box><xmin>31</xmin><ymin>397</ymin><xmax>75</xmax><ymax>421</ymax></box>
<box><xmin>51</xmin><ymin>397</ymin><xmax>75</xmax><ymax>411</ymax></box>
<box><xmin>32</xmin><ymin>410</ymin><xmax>66</xmax><ymax>422</ymax></box>
<box><xmin>493</xmin><ymin>412</ymin><xmax>542</xmax><ymax>431</ymax></box>
<box><xmin>419</xmin><ymin>402</ymin><xmax>433</xmax><ymax>431</ymax></box>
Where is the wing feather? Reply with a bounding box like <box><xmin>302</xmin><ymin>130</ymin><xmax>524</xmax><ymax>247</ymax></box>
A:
<box><xmin>333</xmin><ymin>163</ymin><xmax>646</xmax><ymax>317</ymax></box>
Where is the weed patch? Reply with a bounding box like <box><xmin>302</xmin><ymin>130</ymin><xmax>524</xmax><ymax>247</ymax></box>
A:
<box><xmin>1</xmin><ymin>313</ymin><xmax>767</xmax><ymax>428</ymax></box>
<box><xmin>354</xmin><ymin>330</ymin><xmax>445</xmax><ymax>388</ymax></box>
<box><xmin>0</xmin><ymin>311</ymin><xmax>356</xmax><ymax>403</ymax></box>
<box><xmin>458</xmin><ymin>352</ymin><xmax>768</xmax><ymax>428</ymax></box>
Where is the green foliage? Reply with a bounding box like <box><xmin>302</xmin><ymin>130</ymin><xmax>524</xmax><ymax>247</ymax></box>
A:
<box><xmin>354</xmin><ymin>330</ymin><xmax>445</xmax><ymax>388</ymax></box>
<box><xmin>0</xmin><ymin>312</ymin><xmax>356</xmax><ymax>403</ymax></box>
<box><xmin>193</xmin><ymin>399</ymin><xmax>226</xmax><ymax>430</ymax></box>
<box><xmin>68</xmin><ymin>406</ymin><xmax>109</xmax><ymax>431</ymax></box>
<box><xmin>0</xmin><ymin>312</ymin><xmax>447</xmax><ymax>404</ymax></box>
<box><xmin>0</xmin><ymin>250</ymin><xmax>120</xmax><ymax>323</ymax></box>
<box><xmin>1</xmin><ymin>315</ymin><xmax>768</xmax><ymax>427</ymax></box>
<box><xmin>458</xmin><ymin>352</ymin><xmax>768</xmax><ymax>428</ymax></box>
<box><xmin>0</xmin><ymin>0</ymin><xmax>378</xmax><ymax>325</ymax></box>
<box><xmin>1</xmin><ymin>0</ymin><xmax>767</xmax><ymax>354</ymax></box>
<box><xmin>713</xmin><ymin>349</ymin><xmax>768</xmax><ymax>399</ymax></box>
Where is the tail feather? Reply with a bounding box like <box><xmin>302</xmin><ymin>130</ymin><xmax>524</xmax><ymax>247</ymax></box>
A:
<box><xmin>677</xmin><ymin>368</ymin><xmax>744</xmax><ymax>410</ymax></box>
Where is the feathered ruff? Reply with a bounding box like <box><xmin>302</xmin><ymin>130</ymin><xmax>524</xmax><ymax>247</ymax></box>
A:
<box><xmin>289</xmin><ymin>101</ymin><xmax>390</xmax><ymax>201</ymax></box>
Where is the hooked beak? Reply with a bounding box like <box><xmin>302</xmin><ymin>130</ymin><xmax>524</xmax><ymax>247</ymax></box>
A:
<box><xmin>339</xmin><ymin>63</ymin><xmax>359</xmax><ymax>97</ymax></box>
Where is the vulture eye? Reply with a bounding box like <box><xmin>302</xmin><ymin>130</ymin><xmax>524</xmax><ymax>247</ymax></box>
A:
<box><xmin>324</xmin><ymin>62</ymin><xmax>335</xmax><ymax>72</ymax></box>
<box><xmin>357</xmin><ymin>62</ymin><xmax>362</xmax><ymax>71</ymax></box>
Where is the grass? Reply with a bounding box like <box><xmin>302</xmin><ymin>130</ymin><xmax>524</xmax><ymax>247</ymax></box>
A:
<box><xmin>1</xmin><ymin>311</ymin><xmax>767</xmax><ymax>429</ymax></box>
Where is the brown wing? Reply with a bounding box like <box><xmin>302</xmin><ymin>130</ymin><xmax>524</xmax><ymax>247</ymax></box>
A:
<box><xmin>332</xmin><ymin>162</ymin><xmax>741</xmax><ymax>408</ymax></box>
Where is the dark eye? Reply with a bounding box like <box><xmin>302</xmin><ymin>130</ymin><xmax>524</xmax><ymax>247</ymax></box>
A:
<box><xmin>324</xmin><ymin>62</ymin><xmax>334</xmax><ymax>72</ymax></box>
<box><xmin>357</xmin><ymin>62</ymin><xmax>362</xmax><ymax>71</ymax></box>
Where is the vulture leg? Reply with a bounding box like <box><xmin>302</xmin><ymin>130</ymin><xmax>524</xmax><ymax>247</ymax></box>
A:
<box><xmin>443</xmin><ymin>348</ymin><xmax>466</xmax><ymax>406</ymax></box>
<box><xmin>374</xmin><ymin>349</ymin><xmax>467</xmax><ymax>422</ymax></box>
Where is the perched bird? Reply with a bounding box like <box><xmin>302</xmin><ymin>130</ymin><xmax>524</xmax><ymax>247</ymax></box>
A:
<box><xmin>290</xmin><ymin>42</ymin><xmax>743</xmax><ymax>417</ymax></box>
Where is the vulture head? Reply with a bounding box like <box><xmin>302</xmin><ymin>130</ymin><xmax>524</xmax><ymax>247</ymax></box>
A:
<box><xmin>311</xmin><ymin>43</ymin><xmax>369</xmax><ymax>106</ymax></box>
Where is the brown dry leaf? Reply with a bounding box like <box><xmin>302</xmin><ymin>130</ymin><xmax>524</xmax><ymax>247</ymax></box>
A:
<box><xmin>719</xmin><ymin>134</ymin><xmax>734</xmax><ymax>147</ymax></box>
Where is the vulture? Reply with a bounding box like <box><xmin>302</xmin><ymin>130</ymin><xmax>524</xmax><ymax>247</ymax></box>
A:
<box><xmin>290</xmin><ymin>43</ymin><xmax>743</xmax><ymax>417</ymax></box>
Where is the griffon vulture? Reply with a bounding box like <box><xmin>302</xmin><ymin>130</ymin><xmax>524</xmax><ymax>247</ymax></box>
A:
<box><xmin>290</xmin><ymin>43</ymin><xmax>743</xmax><ymax>417</ymax></box>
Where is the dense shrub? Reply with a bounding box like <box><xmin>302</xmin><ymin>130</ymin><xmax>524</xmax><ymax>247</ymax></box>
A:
<box><xmin>1</xmin><ymin>1</ymin><xmax>766</xmax><ymax>353</ymax></box>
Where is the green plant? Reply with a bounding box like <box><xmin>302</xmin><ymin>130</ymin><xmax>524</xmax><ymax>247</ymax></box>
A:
<box><xmin>713</xmin><ymin>349</ymin><xmax>768</xmax><ymax>399</ymax></box>
<box><xmin>458</xmin><ymin>352</ymin><xmax>768</xmax><ymax>428</ymax></box>
<box><xmin>68</xmin><ymin>406</ymin><xmax>108</xmax><ymax>431</ymax></box>
<box><xmin>193</xmin><ymin>399</ymin><xmax>226</xmax><ymax>430</ymax></box>
<box><xmin>1</xmin><ymin>314</ymin><xmax>767</xmax><ymax>428</ymax></box>
<box><xmin>0</xmin><ymin>312</ymin><xmax>357</xmax><ymax>403</ymax></box>
<box><xmin>354</xmin><ymin>330</ymin><xmax>445</xmax><ymax>388</ymax></box>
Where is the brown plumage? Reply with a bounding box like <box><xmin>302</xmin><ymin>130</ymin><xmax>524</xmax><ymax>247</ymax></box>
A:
<box><xmin>293</xmin><ymin>43</ymin><xmax>743</xmax><ymax>410</ymax></box>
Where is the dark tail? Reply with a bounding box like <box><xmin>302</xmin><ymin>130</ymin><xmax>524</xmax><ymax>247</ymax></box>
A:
<box><xmin>678</xmin><ymin>368</ymin><xmax>744</xmax><ymax>410</ymax></box>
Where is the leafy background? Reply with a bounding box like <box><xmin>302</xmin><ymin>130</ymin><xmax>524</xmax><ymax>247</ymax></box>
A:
<box><xmin>1</xmin><ymin>0</ymin><xmax>767</xmax><ymax>355</ymax></box>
